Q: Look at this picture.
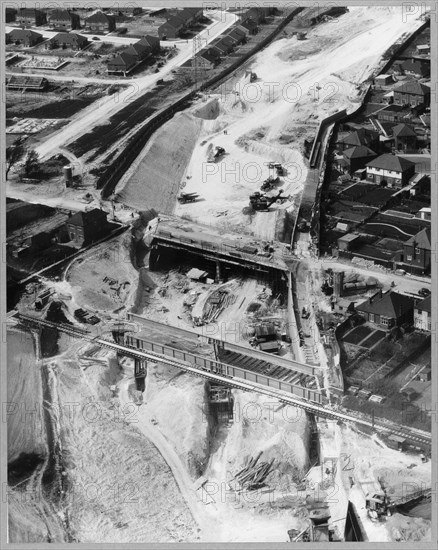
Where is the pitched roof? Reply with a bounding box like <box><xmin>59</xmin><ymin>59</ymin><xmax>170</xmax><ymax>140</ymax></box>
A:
<box><xmin>161</xmin><ymin>16</ymin><xmax>185</xmax><ymax>29</ymax></box>
<box><xmin>199</xmin><ymin>51</ymin><xmax>217</xmax><ymax>64</ymax></box>
<box><xmin>110</xmin><ymin>52</ymin><xmax>136</xmax><ymax>67</ymax></box>
<box><xmin>8</xmin><ymin>28</ymin><xmax>42</xmax><ymax>40</ymax></box>
<box><xmin>86</xmin><ymin>11</ymin><xmax>114</xmax><ymax>24</ymax></box>
<box><xmin>125</xmin><ymin>42</ymin><xmax>150</xmax><ymax>57</ymax></box>
<box><xmin>49</xmin><ymin>9</ymin><xmax>74</xmax><ymax>21</ymax></box>
<box><xmin>68</xmin><ymin>209</ymin><xmax>106</xmax><ymax>227</ymax></box>
<box><xmin>343</xmin><ymin>128</ymin><xmax>379</xmax><ymax>147</ymax></box>
<box><xmin>392</xmin><ymin>123</ymin><xmax>417</xmax><ymax>137</ymax></box>
<box><xmin>51</xmin><ymin>32</ymin><xmax>88</xmax><ymax>45</ymax></box>
<box><xmin>405</xmin><ymin>227</ymin><xmax>431</xmax><ymax>250</ymax></box>
<box><xmin>401</xmin><ymin>58</ymin><xmax>429</xmax><ymax>74</ymax></box>
<box><xmin>138</xmin><ymin>35</ymin><xmax>159</xmax><ymax>48</ymax></box>
<box><xmin>394</xmin><ymin>81</ymin><xmax>430</xmax><ymax>96</ymax></box>
<box><xmin>343</xmin><ymin>145</ymin><xmax>376</xmax><ymax>159</ymax></box>
<box><xmin>356</xmin><ymin>291</ymin><xmax>414</xmax><ymax>317</ymax></box>
<box><xmin>18</xmin><ymin>8</ymin><xmax>44</xmax><ymax>16</ymax></box>
<box><xmin>416</xmin><ymin>294</ymin><xmax>431</xmax><ymax>313</ymax></box>
<box><xmin>366</xmin><ymin>153</ymin><xmax>416</xmax><ymax>172</ymax></box>
<box><xmin>227</xmin><ymin>27</ymin><xmax>246</xmax><ymax>40</ymax></box>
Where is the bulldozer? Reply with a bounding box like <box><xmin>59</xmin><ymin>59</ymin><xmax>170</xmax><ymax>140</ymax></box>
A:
<box><xmin>249</xmin><ymin>190</ymin><xmax>285</xmax><ymax>211</ymax></box>
<box><xmin>207</xmin><ymin>145</ymin><xmax>226</xmax><ymax>162</ymax></box>
<box><xmin>260</xmin><ymin>175</ymin><xmax>280</xmax><ymax>192</ymax></box>
<box><xmin>268</xmin><ymin>162</ymin><xmax>285</xmax><ymax>176</ymax></box>
<box><xmin>177</xmin><ymin>192</ymin><xmax>199</xmax><ymax>204</ymax></box>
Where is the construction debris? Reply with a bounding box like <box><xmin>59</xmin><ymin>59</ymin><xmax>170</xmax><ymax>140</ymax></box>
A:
<box><xmin>229</xmin><ymin>452</ymin><xmax>276</xmax><ymax>492</ymax></box>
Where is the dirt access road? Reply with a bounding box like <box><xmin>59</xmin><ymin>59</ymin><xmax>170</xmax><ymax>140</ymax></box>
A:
<box><xmin>34</xmin><ymin>11</ymin><xmax>237</xmax><ymax>161</ymax></box>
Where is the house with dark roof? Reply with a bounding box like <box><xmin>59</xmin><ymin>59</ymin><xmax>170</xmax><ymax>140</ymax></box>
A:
<box><xmin>414</xmin><ymin>294</ymin><xmax>431</xmax><ymax>331</ymax></box>
<box><xmin>392</xmin><ymin>123</ymin><xmax>417</xmax><ymax>152</ymax></box>
<box><xmin>375</xmin><ymin>103</ymin><xmax>411</xmax><ymax>123</ymax></box>
<box><xmin>48</xmin><ymin>9</ymin><xmax>81</xmax><ymax>30</ymax></box>
<box><xmin>118</xmin><ymin>7</ymin><xmax>143</xmax><ymax>16</ymax></box>
<box><xmin>244</xmin><ymin>7</ymin><xmax>266</xmax><ymax>25</ymax></box>
<box><xmin>107</xmin><ymin>52</ymin><xmax>136</xmax><ymax>75</ymax></box>
<box><xmin>65</xmin><ymin>209</ymin><xmax>108</xmax><ymax>247</ymax></box>
<box><xmin>193</xmin><ymin>50</ymin><xmax>219</xmax><ymax>70</ymax></box>
<box><xmin>138</xmin><ymin>35</ymin><xmax>160</xmax><ymax>55</ymax></box>
<box><xmin>84</xmin><ymin>11</ymin><xmax>116</xmax><ymax>33</ymax></box>
<box><xmin>125</xmin><ymin>42</ymin><xmax>151</xmax><ymax>62</ymax></box>
<box><xmin>336</xmin><ymin>127</ymin><xmax>379</xmax><ymax>152</ymax></box>
<box><xmin>400</xmin><ymin>228</ymin><xmax>431</xmax><ymax>275</ymax></box>
<box><xmin>239</xmin><ymin>18</ymin><xmax>258</xmax><ymax>35</ymax></box>
<box><xmin>48</xmin><ymin>32</ymin><xmax>89</xmax><ymax>51</ymax></box>
<box><xmin>17</xmin><ymin>8</ymin><xmax>46</xmax><ymax>27</ymax></box>
<box><xmin>226</xmin><ymin>27</ymin><xmax>246</xmax><ymax>45</ymax></box>
<box><xmin>355</xmin><ymin>290</ymin><xmax>414</xmax><ymax>329</ymax></box>
<box><xmin>158</xmin><ymin>17</ymin><xmax>185</xmax><ymax>39</ymax></box>
<box><xmin>365</xmin><ymin>154</ymin><xmax>416</xmax><ymax>188</ymax></box>
<box><xmin>393</xmin><ymin>81</ymin><xmax>430</xmax><ymax>108</ymax></box>
<box><xmin>400</xmin><ymin>58</ymin><xmax>430</xmax><ymax>78</ymax></box>
<box><xmin>6</xmin><ymin>29</ymin><xmax>43</xmax><ymax>47</ymax></box>
<box><xmin>7</xmin><ymin>75</ymin><xmax>48</xmax><ymax>91</ymax></box>
<box><xmin>336</xmin><ymin>146</ymin><xmax>377</xmax><ymax>174</ymax></box>
<box><xmin>177</xmin><ymin>7</ymin><xmax>204</xmax><ymax>26</ymax></box>
<box><xmin>6</xmin><ymin>8</ymin><xmax>17</xmax><ymax>23</ymax></box>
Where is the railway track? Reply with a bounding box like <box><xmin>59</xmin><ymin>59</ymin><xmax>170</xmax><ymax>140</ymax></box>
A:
<box><xmin>15</xmin><ymin>313</ymin><xmax>432</xmax><ymax>449</ymax></box>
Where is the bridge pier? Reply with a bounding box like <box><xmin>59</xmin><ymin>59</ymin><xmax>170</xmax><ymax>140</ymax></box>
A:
<box><xmin>215</xmin><ymin>261</ymin><xmax>223</xmax><ymax>284</ymax></box>
<box><xmin>134</xmin><ymin>358</ymin><xmax>147</xmax><ymax>392</ymax></box>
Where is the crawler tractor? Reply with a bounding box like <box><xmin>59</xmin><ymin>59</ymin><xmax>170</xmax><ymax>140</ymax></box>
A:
<box><xmin>177</xmin><ymin>192</ymin><xmax>199</xmax><ymax>204</ymax></box>
<box><xmin>249</xmin><ymin>190</ymin><xmax>285</xmax><ymax>211</ymax></box>
<box><xmin>260</xmin><ymin>175</ymin><xmax>280</xmax><ymax>192</ymax></box>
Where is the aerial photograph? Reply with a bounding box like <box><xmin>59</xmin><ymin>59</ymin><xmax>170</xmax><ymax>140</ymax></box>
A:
<box><xmin>3</xmin><ymin>3</ymin><xmax>433</xmax><ymax>544</ymax></box>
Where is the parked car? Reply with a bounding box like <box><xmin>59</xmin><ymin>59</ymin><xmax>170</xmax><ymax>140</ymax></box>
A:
<box><xmin>418</xmin><ymin>288</ymin><xmax>431</xmax><ymax>297</ymax></box>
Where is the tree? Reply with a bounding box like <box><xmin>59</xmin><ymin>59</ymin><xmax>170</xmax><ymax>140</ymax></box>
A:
<box><xmin>22</xmin><ymin>150</ymin><xmax>41</xmax><ymax>179</ymax></box>
<box><xmin>5</xmin><ymin>139</ymin><xmax>25</xmax><ymax>180</ymax></box>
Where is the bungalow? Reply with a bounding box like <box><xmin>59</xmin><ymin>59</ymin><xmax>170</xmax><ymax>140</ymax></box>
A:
<box><xmin>234</xmin><ymin>22</ymin><xmax>252</xmax><ymax>36</ymax></box>
<box><xmin>84</xmin><ymin>11</ymin><xmax>116</xmax><ymax>33</ymax></box>
<box><xmin>138</xmin><ymin>35</ymin><xmax>160</xmax><ymax>55</ymax></box>
<box><xmin>401</xmin><ymin>58</ymin><xmax>429</xmax><ymax>78</ymax></box>
<box><xmin>17</xmin><ymin>8</ymin><xmax>47</xmax><ymax>27</ymax></box>
<box><xmin>48</xmin><ymin>32</ymin><xmax>89</xmax><ymax>51</ymax></box>
<box><xmin>107</xmin><ymin>52</ymin><xmax>136</xmax><ymax>75</ymax></box>
<box><xmin>226</xmin><ymin>27</ymin><xmax>246</xmax><ymax>45</ymax></box>
<box><xmin>211</xmin><ymin>37</ymin><xmax>235</xmax><ymax>56</ymax></box>
<box><xmin>337</xmin><ymin>146</ymin><xmax>377</xmax><ymax>174</ymax></box>
<box><xmin>48</xmin><ymin>9</ymin><xmax>81</xmax><ymax>30</ymax></box>
<box><xmin>393</xmin><ymin>81</ymin><xmax>430</xmax><ymax>108</ymax></box>
<box><xmin>400</xmin><ymin>227</ymin><xmax>431</xmax><ymax>275</ymax></box>
<box><xmin>392</xmin><ymin>123</ymin><xmax>417</xmax><ymax>152</ymax></box>
<box><xmin>6</xmin><ymin>8</ymin><xmax>17</xmax><ymax>23</ymax></box>
<box><xmin>125</xmin><ymin>42</ymin><xmax>151</xmax><ymax>62</ymax></box>
<box><xmin>244</xmin><ymin>7</ymin><xmax>266</xmax><ymax>24</ymax></box>
<box><xmin>240</xmin><ymin>18</ymin><xmax>258</xmax><ymax>35</ymax></box>
<box><xmin>177</xmin><ymin>7</ymin><xmax>203</xmax><ymax>26</ymax></box>
<box><xmin>336</xmin><ymin>128</ymin><xmax>379</xmax><ymax>152</ymax></box>
<box><xmin>375</xmin><ymin>74</ymin><xmax>393</xmax><ymax>86</ymax></box>
<box><xmin>376</xmin><ymin>104</ymin><xmax>411</xmax><ymax>123</ymax></box>
<box><xmin>365</xmin><ymin>153</ymin><xmax>416</xmax><ymax>188</ymax></box>
<box><xmin>65</xmin><ymin>209</ymin><xmax>108</xmax><ymax>247</ymax></box>
<box><xmin>355</xmin><ymin>290</ymin><xmax>414</xmax><ymax>329</ymax></box>
<box><xmin>414</xmin><ymin>295</ymin><xmax>431</xmax><ymax>331</ymax></box>
<box><xmin>158</xmin><ymin>17</ymin><xmax>185</xmax><ymax>39</ymax></box>
<box><xmin>118</xmin><ymin>7</ymin><xmax>143</xmax><ymax>16</ymax></box>
<box><xmin>194</xmin><ymin>50</ymin><xmax>218</xmax><ymax>70</ymax></box>
<box><xmin>6</xmin><ymin>29</ymin><xmax>43</xmax><ymax>47</ymax></box>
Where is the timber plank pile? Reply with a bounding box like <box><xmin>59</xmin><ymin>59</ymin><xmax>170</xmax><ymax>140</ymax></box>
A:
<box><xmin>229</xmin><ymin>451</ymin><xmax>276</xmax><ymax>491</ymax></box>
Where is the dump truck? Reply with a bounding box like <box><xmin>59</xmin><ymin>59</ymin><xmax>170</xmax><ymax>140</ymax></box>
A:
<box><xmin>249</xmin><ymin>190</ymin><xmax>285</xmax><ymax>211</ymax></box>
<box><xmin>261</xmin><ymin>175</ymin><xmax>280</xmax><ymax>192</ymax></box>
<box><xmin>207</xmin><ymin>145</ymin><xmax>226</xmax><ymax>162</ymax></box>
<box><xmin>177</xmin><ymin>192</ymin><xmax>199</xmax><ymax>204</ymax></box>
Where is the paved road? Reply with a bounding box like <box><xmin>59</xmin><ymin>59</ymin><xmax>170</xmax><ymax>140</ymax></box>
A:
<box><xmin>30</xmin><ymin>11</ymin><xmax>237</xmax><ymax>160</ymax></box>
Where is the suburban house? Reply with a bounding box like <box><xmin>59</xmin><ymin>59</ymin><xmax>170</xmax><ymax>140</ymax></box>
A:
<box><xmin>244</xmin><ymin>7</ymin><xmax>266</xmax><ymax>24</ymax></box>
<box><xmin>84</xmin><ymin>11</ymin><xmax>116</xmax><ymax>33</ymax></box>
<box><xmin>375</xmin><ymin>104</ymin><xmax>411</xmax><ymax>123</ymax></box>
<box><xmin>392</xmin><ymin>123</ymin><xmax>417</xmax><ymax>152</ymax></box>
<box><xmin>107</xmin><ymin>52</ymin><xmax>136</xmax><ymax>75</ymax></box>
<box><xmin>365</xmin><ymin>154</ymin><xmax>416</xmax><ymax>188</ymax></box>
<box><xmin>124</xmin><ymin>42</ymin><xmax>151</xmax><ymax>62</ymax></box>
<box><xmin>355</xmin><ymin>290</ymin><xmax>414</xmax><ymax>329</ymax></box>
<box><xmin>337</xmin><ymin>145</ymin><xmax>377</xmax><ymax>174</ymax></box>
<box><xmin>138</xmin><ymin>35</ymin><xmax>160</xmax><ymax>55</ymax></box>
<box><xmin>375</xmin><ymin>74</ymin><xmax>393</xmax><ymax>86</ymax></box>
<box><xmin>393</xmin><ymin>81</ymin><xmax>431</xmax><ymax>108</ymax></box>
<box><xmin>239</xmin><ymin>18</ymin><xmax>258</xmax><ymax>35</ymax></box>
<box><xmin>414</xmin><ymin>295</ymin><xmax>431</xmax><ymax>331</ymax></box>
<box><xmin>193</xmin><ymin>50</ymin><xmax>219</xmax><ymax>70</ymax></box>
<box><xmin>65</xmin><ymin>209</ymin><xmax>108</xmax><ymax>247</ymax></box>
<box><xmin>336</xmin><ymin>127</ymin><xmax>380</xmax><ymax>152</ymax></box>
<box><xmin>234</xmin><ymin>22</ymin><xmax>252</xmax><ymax>36</ymax></box>
<box><xmin>158</xmin><ymin>17</ymin><xmax>185</xmax><ymax>39</ymax></box>
<box><xmin>6</xmin><ymin>8</ymin><xmax>17</xmax><ymax>23</ymax></box>
<box><xmin>400</xmin><ymin>227</ymin><xmax>431</xmax><ymax>275</ymax></box>
<box><xmin>17</xmin><ymin>8</ymin><xmax>47</xmax><ymax>27</ymax></box>
<box><xmin>48</xmin><ymin>32</ymin><xmax>89</xmax><ymax>50</ymax></box>
<box><xmin>48</xmin><ymin>9</ymin><xmax>81</xmax><ymax>30</ymax></box>
<box><xmin>400</xmin><ymin>58</ymin><xmax>430</xmax><ymax>78</ymax></box>
<box><xmin>6</xmin><ymin>29</ymin><xmax>43</xmax><ymax>47</ymax></box>
<box><xmin>226</xmin><ymin>27</ymin><xmax>246</xmax><ymax>45</ymax></box>
<box><xmin>177</xmin><ymin>7</ymin><xmax>204</xmax><ymax>26</ymax></box>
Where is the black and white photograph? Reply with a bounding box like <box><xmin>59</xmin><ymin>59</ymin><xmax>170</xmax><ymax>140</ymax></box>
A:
<box><xmin>1</xmin><ymin>1</ymin><xmax>436</xmax><ymax>546</ymax></box>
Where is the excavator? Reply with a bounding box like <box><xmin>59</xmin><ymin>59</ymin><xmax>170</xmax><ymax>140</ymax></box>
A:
<box><xmin>365</xmin><ymin>478</ymin><xmax>431</xmax><ymax>520</ymax></box>
<box><xmin>249</xmin><ymin>189</ymin><xmax>286</xmax><ymax>211</ymax></box>
<box><xmin>260</xmin><ymin>175</ymin><xmax>280</xmax><ymax>192</ymax></box>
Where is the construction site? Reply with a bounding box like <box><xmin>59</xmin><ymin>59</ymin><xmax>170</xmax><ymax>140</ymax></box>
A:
<box><xmin>5</xmin><ymin>5</ymin><xmax>432</xmax><ymax>546</ymax></box>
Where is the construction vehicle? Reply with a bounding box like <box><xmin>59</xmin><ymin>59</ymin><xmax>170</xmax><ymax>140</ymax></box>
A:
<box><xmin>260</xmin><ymin>175</ymin><xmax>280</xmax><ymax>192</ymax></box>
<box><xmin>268</xmin><ymin>162</ymin><xmax>285</xmax><ymax>176</ymax></box>
<box><xmin>288</xmin><ymin>510</ymin><xmax>336</xmax><ymax>542</ymax></box>
<box><xmin>249</xmin><ymin>190</ymin><xmax>285</xmax><ymax>211</ymax></box>
<box><xmin>207</xmin><ymin>145</ymin><xmax>226</xmax><ymax>162</ymax></box>
<box><xmin>177</xmin><ymin>192</ymin><xmax>199</xmax><ymax>204</ymax></box>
